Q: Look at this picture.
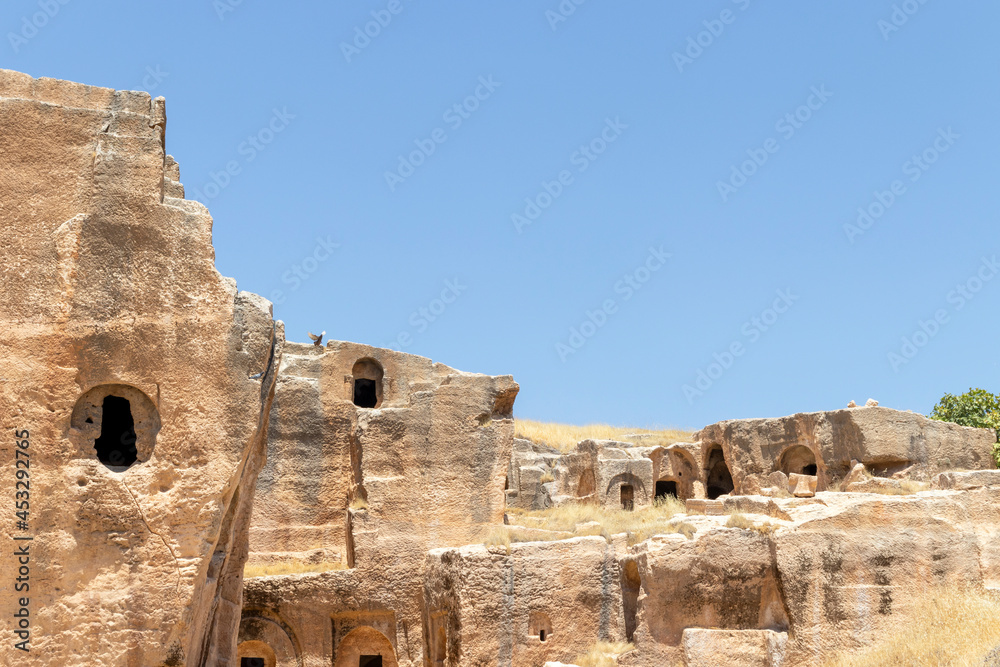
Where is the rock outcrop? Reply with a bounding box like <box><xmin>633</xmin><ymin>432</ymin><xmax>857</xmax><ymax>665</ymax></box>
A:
<box><xmin>695</xmin><ymin>406</ymin><xmax>995</xmax><ymax>494</ymax></box>
<box><xmin>240</xmin><ymin>341</ymin><xmax>518</xmax><ymax>666</ymax></box>
<box><xmin>425</xmin><ymin>537</ymin><xmax>625</xmax><ymax>666</ymax></box>
<box><xmin>0</xmin><ymin>69</ymin><xmax>281</xmax><ymax>665</ymax></box>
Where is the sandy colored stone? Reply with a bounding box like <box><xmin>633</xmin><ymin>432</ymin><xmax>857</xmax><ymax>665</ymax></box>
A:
<box><xmin>695</xmin><ymin>406</ymin><xmax>995</xmax><ymax>495</ymax></box>
<box><xmin>933</xmin><ymin>470</ymin><xmax>1000</xmax><ymax>490</ymax></box>
<box><xmin>623</xmin><ymin>489</ymin><xmax>1000</xmax><ymax>664</ymax></box>
<box><xmin>842</xmin><ymin>461</ymin><xmax>867</xmax><ymax>487</ymax></box>
<box><xmin>788</xmin><ymin>473</ymin><xmax>816</xmax><ymax>497</ymax></box>
<box><xmin>682</xmin><ymin>628</ymin><xmax>788</xmax><ymax>667</ymax></box>
<box><xmin>242</xmin><ymin>341</ymin><xmax>517</xmax><ymax>665</ymax></box>
<box><xmin>424</xmin><ymin>537</ymin><xmax>625</xmax><ymax>666</ymax></box>
<box><xmin>0</xmin><ymin>69</ymin><xmax>281</xmax><ymax>665</ymax></box>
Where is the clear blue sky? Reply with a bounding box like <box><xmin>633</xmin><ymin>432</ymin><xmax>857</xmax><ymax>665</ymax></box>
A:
<box><xmin>6</xmin><ymin>1</ymin><xmax>998</xmax><ymax>430</ymax></box>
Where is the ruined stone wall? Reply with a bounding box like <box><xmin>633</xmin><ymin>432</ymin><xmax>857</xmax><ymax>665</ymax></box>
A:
<box><xmin>242</xmin><ymin>341</ymin><xmax>518</xmax><ymax>666</ymax></box>
<box><xmin>0</xmin><ymin>69</ymin><xmax>281</xmax><ymax>666</ymax></box>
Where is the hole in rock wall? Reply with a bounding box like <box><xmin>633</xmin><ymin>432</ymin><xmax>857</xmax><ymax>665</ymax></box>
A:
<box><xmin>705</xmin><ymin>447</ymin><xmax>734</xmax><ymax>499</ymax></box>
<box><xmin>621</xmin><ymin>484</ymin><xmax>634</xmax><ymax>511</ymax></box>
<box><xmin>354</xmin><ymin>379</ymin><xmax>377</xmax><ymax>408</ymax></box>
<box><xmin>334</xmin><ymin>625</ymin><xmax>397</xmax><ymax>667</ymax></box>
<box><xmin>73</xmin><ymin>384</ymin><xmax>159</xmax><ymax>471</ymax></box>
<box><xmin>241</xmin><ymin>660</ymin><xmax>265</xmax><ymax>667</ymax></box>
<box><xmin>779</xmin><ymin>445</ymin><xmax>818</xmax><ymax>477</ymax></box>
<box><xmin>95</xmin><ymin>396</ymin><xmax>138</xmax><ymax>469</ymax></box>
<box><xmin>528</xmin><ymin>611</ymin><xmax>553</xmax><ymax>644</ymax></box>
<box><xmin>352</xmin><ymin>358</ymin><xmax>384</xmax><ymax>408</ymax></box>
<box><xmin>655</xmin><ymin>480</ymin><xmax>678</xmax><ymax>500</ymax></box>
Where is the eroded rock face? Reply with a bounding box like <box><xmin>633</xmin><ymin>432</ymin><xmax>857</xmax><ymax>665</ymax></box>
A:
<box><xmin>508</xmin><ymin>440</ymin><xmax>694</xmax><ymax>511</ymax></box>
<box><xmin>0</xmin><ymin>69</ymin><xmax>281</xmax><ymax>666</ymax></box>
<box><xmin>695</xmin><ymin>406</ymin><xmax>995</xmax><ymax>494</ymax></box>
<box><xmin>424</xmin><ymin>537</ymin><xmax>625</xmax><ymax>667</ymax></box>
<box><xmin>242</xmin><ymin>341</ymin><xmax>518</xmax><ymax>666</ymax></box>
<box><xmin>626</xmin><ymin>489</ymin><xmax>1000</xmax><ymax>666</ymax></box>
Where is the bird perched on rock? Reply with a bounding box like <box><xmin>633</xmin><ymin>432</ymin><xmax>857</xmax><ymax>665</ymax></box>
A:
<box><xmin>308</xmin><ymin>331</ymin><xmax>325</xmax><ymax>346</ymax></box>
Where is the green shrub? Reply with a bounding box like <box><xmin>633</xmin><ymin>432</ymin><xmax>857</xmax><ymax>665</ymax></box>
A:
<box><xmin>930</xmin><ymin>388</ymin><xmax>1000</xmax><ymax>467</ymax></box>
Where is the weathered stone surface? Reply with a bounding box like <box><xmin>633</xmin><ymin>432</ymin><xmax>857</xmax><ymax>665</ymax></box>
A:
<box><xmin>629</xmin><ymin>531</ymin><xmax>789</xmax><ymax>647</ymax></box>
<box><xmin>933</xmin><ymin>469</ymin><xmax>1000</xmax><ymax>490</ymax></box>
<box><xmin>682</xmin><ymin>629</ymin><xmax>788</xmax><ymax>667</ymax></box>
<box><xmin>506</xmin><ymin>438</ymin><xmax>562</xmax><ymax>510</ymax></box>
<box><xmin>424</xmin><ymin>537</ymin><xmax>625</xmax><ymax>666</ymax></box>
<box><xmin>508</xmin><ymin>438</ymin><xmax>702</xmax><ymax>512</ymax></box>
<box><xmin>0</xmin><ymin>69</ymin><xmax>281</xmax><ymax>665</ymax></box>
<box><xmin>789</xmin><ymin>473</ymin><xmax>816</xmax><ymax>497</ymax></box>
<box><xmin>695</xmin><ymin>406</ymin><xmax>995</xmax><ymax>494</ymax></box>
<box><xmin>242</xmin><ymin>341</ymin><xmax>518</xmax><ymax>665</ymax></box>
<box><xmin>842</xmin><ymin>460</ymin><xmax>866</xmax><ymax>487</ymax></box>
<box><xmin>624</xmin><ymin>490</ymin><xmax>1000</xmax><ymax>664</ymax></box>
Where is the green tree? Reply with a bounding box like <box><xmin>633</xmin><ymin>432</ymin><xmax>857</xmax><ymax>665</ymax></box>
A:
<box><xmin>930</xmin><ymin>388</ymin><xmax>1000</xmax><ymax>468</ymax></box>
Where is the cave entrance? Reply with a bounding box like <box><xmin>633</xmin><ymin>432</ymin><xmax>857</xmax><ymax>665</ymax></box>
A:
<box><xmin>705</xmin><ymin>447</ymin><xmax>734</xmax><ymax>499</ymax></box>
<box><xmin>353</xmin><ymin>379</ymin><xmax>377</xmax><ymax>408</ymax></box>
<box><xmin>352</xmin><ymin>358</ymin><xmax>384</xmax><ymax>408</ymax></box>
<box><xmin>779</xmin><ymin>445</ymin><xmax>818</xmax><ymax>477</ymax></box>
<box><xmin>359</xmin><ymin>656</ymin><xmax>383</xmax><ymax>667</ymax></box>
<box><xmin>241</xmin><ymin>659</ymin><xmax>265</xmax><ymax>667</ymax></box>
<box><xmin>95</xmin><ymin>395</ymin><xmax>138</xmax><ymax>470</ymax></box>
<box><xmin>620</xmin><ymin>484</ymin><xmax>634</xmax><ymax>511</ymax></box>
<box><xmin>655</xmin><ymin>480</ymin><xmax>678</xmax><ymax>500</ymax></box>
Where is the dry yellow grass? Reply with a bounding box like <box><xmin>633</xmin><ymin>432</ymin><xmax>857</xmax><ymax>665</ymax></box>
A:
<box><xmin>725</xmin><ymin>511</ymin><xmax>779</xmax><ymax>535</ymax></box>
<box><xmin>504</xmin><ymin>497</ymin><xmax>693</xmax><ymax>545</ymax></box>
<box><xmin>483</xmin><ymin>525</ymin><xmax>512</xmax><ymax>554</ymax></box>
<box><xmin>243</xmin><ymin>561</ymin><xmax>347</xmax><ymax>578</ymax></box>
<box><xmin>573</xmin><ymin>641</ymin><xmax>635</xmax><ymax>667</ymax></box>
<box><xmin>842</xmin><ymin>478</ymin><xmax>930</xmax><ymax>495</ymax></box>
<box><xmin>515</xmin><ymin>419</ymin><xmax>692</xmax><ymax>453</ymax></box>
<box><xmin>823</xmin><ymin>587</ymin><xmax>1000</xmax><ymax>667</ymax></box>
